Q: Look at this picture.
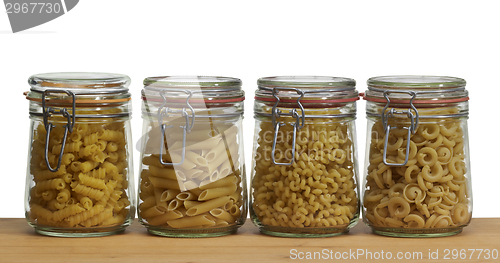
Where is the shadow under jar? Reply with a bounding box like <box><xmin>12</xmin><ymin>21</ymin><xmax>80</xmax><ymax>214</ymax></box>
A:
<box><xmin>362</xmin><ymin>75</ymin><xmax>472</xmax><ymax>237</ymax></box>
<box><xmin>251</xmin><ymin>76</ymin><xmax>360</xmax><ymax>237</ymax></box>
<box><xmin>138</xmin><ymin>76</ymin><xmax>247</xmax><ymax>237</ymax></box>
<box><xmin>25</xmin><ymin>72</ymin><xmax>135</xmax><ymax>237</ymax></box>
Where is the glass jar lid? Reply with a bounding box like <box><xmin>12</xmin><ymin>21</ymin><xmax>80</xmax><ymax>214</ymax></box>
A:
<box><xmin>29</xmin><ymin>72</ymin><xmax>130</xmax><ymax>92</ymax></box>
<box><xmin>26</xmin><ymin>72</ymin><xmax>131</xmax><ymax>106</ymax></box>
<box><xmin>26</xmin><ymin>72</ymin><xmax>132</xmax><ymax>119</ymax></box>
<box><xmin>255</xmin><ymin>76</ymin><xmax>358</xmax><ymax>107</ymax></box>
<box><xmin>143</xmin><ymin>76</ymin><xmax>243</xmax><ymax>103</ymax></box>
<box><xmin>142</xmin><ymin>76</ymin><xmax>244</xmax><ymax>119</ymax></box>
<box><xmin>144</xmin><ymin>75</ymin><xmax>241</xmax><ymax>90</ymax></box>
<box><xmin>364</xmin><ymin>75</ymin><xmax>468</xmax><ymax>105</ymax></box>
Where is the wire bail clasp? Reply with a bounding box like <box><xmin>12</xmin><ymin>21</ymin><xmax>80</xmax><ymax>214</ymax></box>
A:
<box><xmin>381</xmin><ymin>90</ymin><xmax>419</xmax><ymax>166</ymax></box>
<box><xmin>271</xmin><ymin>87</ymin><xmax>305</xmax><ymax>166</ymax></box>
<box><xmin>42</xmin><ymin>89</ymin><xmax>76</xmax><ymax>172</ymax></box>
<box><xmin>157</xmin><ymin>89</ymin><xmax>195</xmax><ymax>166</ymax></box>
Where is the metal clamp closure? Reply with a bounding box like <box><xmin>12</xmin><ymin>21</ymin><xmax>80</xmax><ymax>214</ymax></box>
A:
<box><xmin>157</xmin><ymin>89</ymin><xmax>195</xmax><ymax>166</ymax></box>
<box><xmin>381</xmin><ymin>90</ymin><xmax>419</xmax><ymax>166</ymax></box>
<box><xmin>42</xmin><ymin>89</ymin><xmax>76</xmax><ymax>172</ymax></box>
<box><xmin>271</xmin><ymin>87</ymin><xmax>305</xmax><ymax>166</ymax></box>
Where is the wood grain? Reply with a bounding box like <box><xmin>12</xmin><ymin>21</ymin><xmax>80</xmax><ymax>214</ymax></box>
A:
<box><xmin>0</xmin><ymin>218</ymin><xmax>498</xmax><ymax>263</ymax></box>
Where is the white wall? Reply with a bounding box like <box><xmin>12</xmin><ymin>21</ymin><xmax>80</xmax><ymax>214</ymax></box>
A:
<box><xmin>1</xmin><ymin>0</ymin><xmax>498</xmax><ymax>217</ymax></box>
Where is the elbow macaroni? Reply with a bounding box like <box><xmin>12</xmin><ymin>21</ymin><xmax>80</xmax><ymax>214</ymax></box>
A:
<box><xmin>252</xmin><ymin>115</ymin><xmax>359</xmax><ymax>231</ymax></box>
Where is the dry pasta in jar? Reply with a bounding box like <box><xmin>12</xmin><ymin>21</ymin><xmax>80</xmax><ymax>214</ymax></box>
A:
<box><xmin>138</xmin><ymin>76</ymin><xmax>246</xmax><ymax>237</ymax></box>
<box><xmin>251</xmin><ymin>76</ymin><xmax>360</xmax><ymax>237</ymax></box>
<box><xmin>25</xmin><ymin>72</ymin><xmax>135</xmax><ymax>237</ymax></box>
<box><xmin>362</xmin><ymin>75</ymin><xmax>472</xmax><ymax>237</ymax></box>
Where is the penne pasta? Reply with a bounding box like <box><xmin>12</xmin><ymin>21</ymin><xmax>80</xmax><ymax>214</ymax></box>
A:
<box><xmin>185</xmin><ymin>151</ymin><xmax>208</xmax><ymax>166</ymax></box>
<box><xmin>160</xmin><ymin>189</ymin><xmax>180</xmax><ymax>202</ymax></box>
<box><xmin>141</xmin><ymin>206</ymin><xmax>165</xmax><ymax>219</ymax></box>
<box><xmin>149</xmin><ymin>166</ymin><xmax>179</xmax><ymax>180</ymax></box>
<box><xmin>184</xmin><ymin>200</ymin><xmax>202</xmax><ymax>210</ymax></box>
<box><xmin>186</xmin><ymin>196</ymin><xmax>230</xmax><ymax>216</ymax></box>
<box><xmin>149</xmin><ymin>176</ymin><xmax>181</xmax><ymax>190</ymax></box>
<box><xmin>176</xmin><ymin>192</ymin><xmax>197</xmax><ymax>201</ymax></box>
<box><xmin>210</xmin><ymin>208</ymin><xmax>236</xmax><ymax>223</ymax></box>
<box><xmin>147</xmin><ymin>210</ymin><xmax>183</xmax><ymax>225</ymax></box>
<box><xmin>198</xmin><ymin>185</ymin><xmax>237</xmax><ymax>201</ymax></box>
<box><xmin>137</xmin><ymin>89</ymin><xmax>245</xmax><ymax>235</ymax></box>
<box><xmin>200</xmin><ymin>175</ymin><xmax>238</xmax><ymax>190</ymax></box>
<box><xmin>167</xmin><ymin>214</ymin><xmax>216</xmax><ymax>229</ymax></box>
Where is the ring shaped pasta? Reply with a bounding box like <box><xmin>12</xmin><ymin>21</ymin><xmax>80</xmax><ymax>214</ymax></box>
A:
<box><xmin>403</xmin><ymin>214</ymin><xmax>425</xmax><ymax>228</ymax></box>
<box><xmin>420</xmin><ymin>124</ymin><xmax>440</xmax><ymax>140</ymax></box>
<box><xmin>397</xmin><ymin>141</ymin><xmax>417</xmax><ymax>160</ymax></box>
<box><xmin>420</xmin><ymin>164</ymin><xmax>444</xmax><ymax>183</ymax></box>
<box><xmin>363</xmin><ymin>117</ymin><xmax>471</xmax><ymax>234</ymax></box>
<box><xmin>403</xmin><ymin>183</ymin><xmax>425</xmax><ymax>204</ymax></box>
<box><xmin>417</xmin><ymin>147</ymin><xmax>438</xmax><ymax>167</ymax></box>
<box><xmin>364</xmin><ymin>190</ymin><xmax>384</xmax><ymax>203</ymax></box>
<box><xmin>387</xmin><ymin>197</ymin><xmax>411</xmax><ymax>218</ymax></box>
<box><xmin>404</xmin><ymin>165</ymin><xmax>420</xmax><ymax>184</ymax></box>
<box><xmin>425</xmin><ymin>134</ymin><xmax>443</xmax><ymax>149</ymax></box>
<box><xmin>388</xmin><ymin>183</ymin><xmax>405</xmax><ymax>197</ymax></box>
<box><xmin>448</xmin><ymin>157</ymin><xmax>465</xmax><ymax>178</ymax></box>
<box><xmin>439</xmin><ymin>123</ymin><xmax>458</xmax><ymax>137</ymax></box>
<box><xmin>411</xmin><ymin>134</ymin><xmax>427</xmax><ymax>147</ymax></box>
<box><xmin>452</xmin><ymin>203</ymin><xmax>469</xmax><ymax>224</ymax></box>
<box><xmin>386</xmin><ymin>136</ymin><xmax>404</xmax><ymax>151</ymax></box>
<box><xmin>436</xmin><ymin>147</ymin><xmax>453</xmax><ymax>164</ymax></box>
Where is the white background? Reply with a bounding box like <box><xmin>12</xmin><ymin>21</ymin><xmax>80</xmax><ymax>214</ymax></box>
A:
<box><xmin>0</xmin><ymin>0</ymin><xmax>498</xmax><ymax>218</ymax></box>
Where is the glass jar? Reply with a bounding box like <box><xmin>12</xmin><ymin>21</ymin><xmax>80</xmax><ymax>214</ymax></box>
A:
<box><xmin>24</xmin><ymin>72</ymin><xmax>135</xmax><ymax>237</ymax></box>
<box><xmin>138</xmin><ymin>76</ymin><xmax>247</xmax><ymax>237</ymax></box>
<box><xmin>362</xmin><ymin>75</ymin><xmax>472</xmax><ymax>237</ymax></box>
<box><xmin>251</xmin><ymin>76</ymin><xmax>360</xmax><ymax>237</ymax></box>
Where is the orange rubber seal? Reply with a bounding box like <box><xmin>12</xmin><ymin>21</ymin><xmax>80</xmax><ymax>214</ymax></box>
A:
<box><xmin>24</xmin><ymin>91</ymin><xmax>131</xmax><ymax>104</ymax></box>
<box><xmin>255</xmin><ymin>96</ymin><xmax>359</xmax><ymax>104</ymax></box>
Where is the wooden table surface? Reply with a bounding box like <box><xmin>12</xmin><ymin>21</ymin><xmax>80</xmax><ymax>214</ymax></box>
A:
<box><xmin>0</xmin><ymin>218</ymin><xmax>499</xmax><ymax>263</ymax></box>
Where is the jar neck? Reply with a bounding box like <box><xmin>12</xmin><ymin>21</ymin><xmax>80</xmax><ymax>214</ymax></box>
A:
<box><xmin>29</xmin><ymin>99</ymin><xmax>132</xmax><ymax>120</ymax></box>
<box><xmin>141</xmin><ymin>99</ymin><xmax>244</xmax><ymax>121</ymax></box>
<box><xmin>254</xmin><ymin>100</ymin><xmax>357</xmax><ymax>120</ymax></box>
<box><xmin>365</xmin><ymin>100</ymin><xmax>469</xmax><ymax>120</ymax></box>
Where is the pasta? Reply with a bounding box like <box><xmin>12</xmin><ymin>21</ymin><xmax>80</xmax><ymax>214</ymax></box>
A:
<box><xmin>251</xmin><ymin>111</ymin><xmax>359</xmax><ymax>232</ymax></box>
<box><xmin>139</xmin><ymin>122</ymin><xmax>245</xmax><ymax>230</ymax></box>
<box><xmin>28</xmin><ymin>120</ymin><xmax>132</xmax><ymax>229</ymax></box>
<box><xmin>363</xmin><ymin>112</ymin><xmax>471</xmax><ymax>230</ymax></box>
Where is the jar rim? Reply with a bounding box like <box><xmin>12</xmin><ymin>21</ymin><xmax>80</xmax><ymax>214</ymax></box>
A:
<box><xmin>28</xmin><ymin>72</ymin><xmax>131</xmax><ymax>94</ymax></box>
<box><xmin>367</xmin><ymin>75</ymin><xmax>466</xmax><ymax>89</ymax></box>
<box><xmin>364</xmin><ymin>75</ymin><xmax>468</xmax><ymax>104</ymax></box>
<box><xmin>255</xmin><ymin>76</ymin><xmax>359</xmax><ymax>108</ymax></box>
<box><xmin>144</xmin><ymin>76</ymin><xmax>242</xmax><ymax>90</ymax></box>
<box><xmin>26</xmin><ymin>72</ymin><xmax>132</xmax><ymax>112</ymax></box>
<box><xmin>258</xmin><ymin>76</ymin><xmax>356</xmax><ymax>89</ymax></box>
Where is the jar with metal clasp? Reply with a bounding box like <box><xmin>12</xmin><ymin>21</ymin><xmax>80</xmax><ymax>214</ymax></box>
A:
<box><xmin>138</xmin><ymin>76</ymin><xmax>247</xmax><ymax>237</ymax></box>
<box><xmin>251</xmin><ymin>76</ymin><xmax>360</xmax><ymax>237</ymax></box>
<box><xmin>25</xmin><ymin>72</ymin><xmax>135</xmax><ymax>237</ymax></box>
<box><xmin>362</xmin><ymin>75</ymin><xmax>472</xmax><ymax>237</ymax></box>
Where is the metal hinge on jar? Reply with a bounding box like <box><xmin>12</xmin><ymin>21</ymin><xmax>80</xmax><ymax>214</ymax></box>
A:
<box><xmin>157</xmin><ymin>89</ymin><xmax>195</xmax><ymax>166</ymax></box>
<box><xmin>42</xmin><ymin>90</ymin><xmax>76</xmax><ymax>172</ymax></box>
<box><xmin>271</xmin><ymin>87</ymin><xmax>305</xmax><ymax>166</ymax></box>
<box><xmin>381</xmin><ymin>90</ymin><xmax>419</xmax><ymax>166</ymax></box>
